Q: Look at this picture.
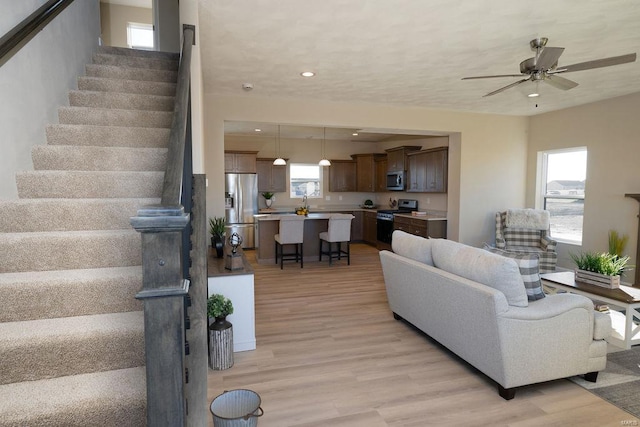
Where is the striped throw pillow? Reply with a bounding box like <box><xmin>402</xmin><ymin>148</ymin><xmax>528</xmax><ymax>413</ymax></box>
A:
<box><xmin>483</xmin><ymin>245</ymin><xmax>545</xmax><ymax>301</ymax></box>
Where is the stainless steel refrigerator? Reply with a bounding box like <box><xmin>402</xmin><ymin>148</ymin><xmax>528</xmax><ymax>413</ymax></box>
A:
<box><xmin>225</xmin><ymin>173</ymin><xmax>258</xmax><ymax>249</ymax></box>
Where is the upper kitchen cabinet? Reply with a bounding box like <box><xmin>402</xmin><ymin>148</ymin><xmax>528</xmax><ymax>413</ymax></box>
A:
<box><xmin>328</xmin><ymin>160</ymin><xmax>356</xmax><ymax>192</ymax></box>
<box><xmin>351</xmin><ymin>153</ymin><xmax>386</xmax><ymax>192</ymax></box>
<box><xmin>256</xmin><ymin>158</ymin><xmax>287</xmax><ymax>192</ymax></box>
<box><xmin>224</xmin><ymin>151</ymin><xmax>257</xmax><ymax>173</ymax></box>
<box><xmin>375</xmin><ymin>156</ymin><xmax>388</xmax><ymax>192</ymax></box>
<box><xmin>385</xmin><ymin>146</ymin><xmax>421</xmax><ymax>172</ymax></box>
<box><xmin>406</xmin><ymin>147</ymin><xmax>448</xmax><ymax>193</ymax></box>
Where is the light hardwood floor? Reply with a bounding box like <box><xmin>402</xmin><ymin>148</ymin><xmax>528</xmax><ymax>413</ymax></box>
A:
<box><xmin>207</xmin><ymin>243</ymin><xmax>638</xmax><ymax>426</ymax></box>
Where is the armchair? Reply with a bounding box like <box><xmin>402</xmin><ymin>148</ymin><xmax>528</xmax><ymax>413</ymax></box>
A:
<box><xmin>495</xmin><ymin>209</ymin><xmax>558</xmax><ymax>273</ymax></box>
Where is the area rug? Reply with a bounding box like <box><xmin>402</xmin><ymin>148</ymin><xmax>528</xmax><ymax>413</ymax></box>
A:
<box><xmin>569</xmin><ymin>346</ymin><xmax>640</xmax><ymax>419</ymax></box>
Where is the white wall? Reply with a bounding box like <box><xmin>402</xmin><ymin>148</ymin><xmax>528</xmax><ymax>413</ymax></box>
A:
<box><xmin>0</xmin><ymin>0</ymin><xmax>100</xmax><ymax>200</ymax></box>
<box><xmin>205</xmin><ymin>95</ymin><xmax>529</xmax><ymax>246</ymax></box>
<box><xmin>527</xmin><ymin>92</ymin><xmax>640</xmax><ymax>277</ymax></box>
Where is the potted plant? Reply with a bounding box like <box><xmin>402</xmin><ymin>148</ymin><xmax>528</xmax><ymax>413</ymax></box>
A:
<box><xmin>207</xmin><ymin>293</ymin><xmax>234</xmax><ymax>370</ymax></box>
<box><xmin>207</xmin><ymin>293</ymin><xmax>234</xmax><ymax>322</ymax></box>
<box><xmin>262</xmin><ymin>192</ymin><xmax>274</xmax><ymax>208</ymax></box>
<box><xmin>209</xmin><ymin>216</ymin><xmax>226</xmax><ymax>258</ymax></box>
<box><xmin>570</xmin><ymin>251</ymin><xmax>631</xmax><ymax>289</ymax></box>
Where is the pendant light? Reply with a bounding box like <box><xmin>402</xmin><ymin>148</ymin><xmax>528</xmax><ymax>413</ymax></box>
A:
<box><xmin>273</xmin><ymin>125</ymin><xmax>286</xmax><ymax>166</ymax></box>
<box><xmin>318</xmin><ymin>127</ymin><xmax>331</xmax><ymax>166</ymax></box>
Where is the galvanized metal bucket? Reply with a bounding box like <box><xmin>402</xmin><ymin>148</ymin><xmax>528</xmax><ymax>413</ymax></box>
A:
<box><xmin>210</xmin><ymin>389</ymin><xmax>263</xmax><ymax>427</ymax></box>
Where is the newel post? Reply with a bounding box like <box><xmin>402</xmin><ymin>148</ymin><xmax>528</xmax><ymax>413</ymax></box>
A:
<box><xmin>131</xmin><ymin>205</ymin><xmax>190</xmax><ymax>426</ymax></box>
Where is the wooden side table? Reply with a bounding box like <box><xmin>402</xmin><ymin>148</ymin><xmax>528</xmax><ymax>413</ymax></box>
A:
<box><xmin>541</xmin><ymin>271</ymin><xmax>640</xmax><ymax>349</ymax></box>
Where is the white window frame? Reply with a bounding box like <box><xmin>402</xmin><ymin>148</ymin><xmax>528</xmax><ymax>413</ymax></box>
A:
<box><xmin>289</xmin><ymin>163</ymin><xmax>323</xmax><ymax>199</ymax></box>
<box><xmin>536</xmin><ymin>147</ymin><xmax>587</xmax><ymax>245</ymax></box>
<box><xmin>127</xmin><ymin>22</ymin><xmax>154</xmax><ymax>50</ymax></box>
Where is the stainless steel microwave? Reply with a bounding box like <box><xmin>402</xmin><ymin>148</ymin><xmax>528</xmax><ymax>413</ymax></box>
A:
<box><xmin>386</xmin><ymin>171</ymin><xmax>405</xmax><ymax>191</ymax></box>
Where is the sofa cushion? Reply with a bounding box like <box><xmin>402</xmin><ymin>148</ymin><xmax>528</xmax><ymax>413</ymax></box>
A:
<box><xmin>483</xmin><ymin>245</ymin><xmax>545</xmax><ymax>301</ymax></box>
<box><xmin>431</xmin><ymin>239</ymin><xmax>528</xmax><ymax>307</ymax></box>
<box><xmin>391</xmin><ymin>230</ymin><xmax>433</xmax><ymax>266</ymax></box>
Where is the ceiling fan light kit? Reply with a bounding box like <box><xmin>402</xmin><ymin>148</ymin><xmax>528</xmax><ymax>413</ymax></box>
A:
<box><xmin>462</xmin><ymin>37</ymin><xmax>637</xmax><ymax>97</ymax></box>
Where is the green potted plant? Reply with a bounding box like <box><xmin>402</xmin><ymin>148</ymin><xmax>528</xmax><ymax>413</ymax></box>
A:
<box><xmin>570</xmin><ymin>251</ymin><xmax>631</xmax><ymax>289</ymax></box>
<box><xmin>207</xmin><ymin>293</ymin><xmax>234</xmax><ymax>370</ymax></box>
<box><xmin>207</xmin><ymin>293</ymin><xmax>234</xmax><ymax>321</ymax></box>
<box><xmin>209</xmin><ymin>216</ymin><xmax>226</xmax><ymax>258</ymax></box>
<box><xmin>262</xmin><ymin>192</ymin><xmax>274</xmax><ymax>208</ymax></box>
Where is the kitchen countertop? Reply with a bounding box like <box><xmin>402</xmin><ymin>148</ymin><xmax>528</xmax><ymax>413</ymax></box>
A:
<box><xmin>394</xmin><ymin>212</ymin><xmax>447</xmax><ymax>221</ymax></box>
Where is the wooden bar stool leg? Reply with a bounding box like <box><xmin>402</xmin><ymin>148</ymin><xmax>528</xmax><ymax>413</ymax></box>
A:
<box><xmin>300</xmin><ymin>243</ymin><xmax>304</xmax><ymax>268</ymax></box>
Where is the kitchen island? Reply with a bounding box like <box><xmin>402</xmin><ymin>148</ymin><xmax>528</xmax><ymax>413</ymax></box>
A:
<box><xmin>254</xmin><ymin>213</ymin><xmax>336</xmax><ymax>264</ymax></box>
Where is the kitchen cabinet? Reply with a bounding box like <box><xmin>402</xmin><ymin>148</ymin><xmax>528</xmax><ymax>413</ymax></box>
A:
<box><xmin>225</xmin><ymin>151</ymin><xmax>257</xmax><ymax>173</ymax></box>
<box><xmin>351</xmin><ymin>211</ymin><xmax>363</xmax><ymax>241</ymax></box>
<box><xmin>256</xmin><ymin>158</ymin><xmax>287</xmax><ymax>192</ymax></box>
<box><xmin>393</xmin><ymin>216</ymin><xmax>447</xmax><ymax>239</ymax></box>
<box><xmin>363</xmin><ymin>210</ymin><xmax>377</xmax><ymax>245</ymax></box>
<box><xmin>385</xmin><ymin>146</ymin><xmax>421</xmax><ymax>172</ymax></box>
<box><xmin>375</xmin><ymin>157</ymin><xmax>387</xmax><ymax>192</ymax></box>
<box><xmin>352</xmin><ymin>153</ymin><xmax>386</xmax><ymax>192</ymax></box>
<box><xmin>406</xmin><ymin>147</ymin><xmax>448</xmax><ymax>193</ymax></box>
<box><xmin>328</xmin><ymin>160</ymin><xmax>356</xmax><ymax>192</ymax></box>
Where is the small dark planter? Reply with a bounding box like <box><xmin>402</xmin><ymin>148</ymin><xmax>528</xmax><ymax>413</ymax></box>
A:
<box><xmin>211</xmin><ymin>236</ymin><xmax>224</xmax><ymax>258</ymax></box>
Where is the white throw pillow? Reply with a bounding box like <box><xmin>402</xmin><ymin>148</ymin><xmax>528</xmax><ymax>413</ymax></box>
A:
<box><xmin>431</xmin><ymin>239</ymin><xmax>528</xmax><ymax>307</ymax></box>
<box><xmin>391</xmin><ymin>230</ymin><xmax>433</xmax><ymax>266</ymax></box>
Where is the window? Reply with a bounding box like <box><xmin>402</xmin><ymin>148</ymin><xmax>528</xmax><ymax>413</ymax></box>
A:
<box><xmin>127</xmin><ymin>22</ymin><xmax>154</xmax><ymax>50</ymax></box>
<box><xmin>539</xmin><ymin>148</ymin><xmax>587</xmax><ymax>244</ymax></box>
<box><xmin>289</xmin><ymin>163</ymin><xmax>322</xmax><ymax>199</ymax></box>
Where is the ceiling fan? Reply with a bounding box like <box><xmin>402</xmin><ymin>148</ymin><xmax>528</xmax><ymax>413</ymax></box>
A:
<box><xmin>462</xmin><ymin>37</ymin><xmax>636</xmax><ymax>97</ymax></box>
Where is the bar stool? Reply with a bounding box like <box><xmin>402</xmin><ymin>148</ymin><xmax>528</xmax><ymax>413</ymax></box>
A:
<box><xmin>274</xmin><ymin>216</ymin><xmax>305</xmax><ymax>269</ymax></box>
<box><xmin>319</xmin><ymin>214</ymin><xmax>354</xmax><ymax>265</ymax></box>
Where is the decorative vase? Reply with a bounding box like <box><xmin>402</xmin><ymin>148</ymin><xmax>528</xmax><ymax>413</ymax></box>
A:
<box><xmin>209</xmin><ymin>317</ymin><xmax>233</xmax><ymax>370</ymax></box>
<box><xmin>575</xmin><ymin>269</ymin><xmax>621</xmax><ymax>289</ymax></box>
<box><xmin>265</xmin><ymin>198</ymin><xmax>273</xmax><ymax>208</ymax></box>
<box><xmin>212</xmin><ymin>235</ymin><xmax>224</xmax><ymax>258</ymax></box>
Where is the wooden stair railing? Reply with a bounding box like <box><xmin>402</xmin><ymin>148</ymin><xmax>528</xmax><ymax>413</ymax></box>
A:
<box><xmin>131</xmin><ymin>25</ymin><xmax>208</xmax><ymax>426</ymax></box>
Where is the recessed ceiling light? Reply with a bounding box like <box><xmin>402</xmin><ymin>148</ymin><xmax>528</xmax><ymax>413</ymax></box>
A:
<box><xmin>254</xmin><ymin>128</ymin><xmax>261</xmax><ymax>132</ymax></box>
<box><xmin>528</xmin><ymin>93</ymin><xmax>540</xmax><ymax>98</ymax></box>
<box><xmin>300</xmin><ymin>71</ymin><xmax>315</xmax><ymax>77</ymax></box>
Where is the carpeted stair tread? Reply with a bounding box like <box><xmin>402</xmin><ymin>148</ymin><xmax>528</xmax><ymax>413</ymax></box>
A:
<box><xmin>98</xmin><ymin>45</ymin><xmax>179</xmax><ymax>61</ymax></box>
<box><xmin>86</xmin><ymin>63</ymin><xmax>177</xmax><ymax>83</ymax></box>
<box><xmin>0</xmin><ymin>198</ymin><xmax>159</xmax><ymax>232</ymax></box>
<box><xmin>46</xmin><ymin>124</ymin><xmax>170</xmax><ymax>148</ymax></box>
<box><xmin>0</xmin><ymin>311</ymin><xmax>144</xmax><ymax>384</ymax></box>
<box><xmin>0</xmin><ymin>266</ymin><xmax>142</xmax><ymax>322</ymax></box>
<box><xmin>0</xmin><ymin>230</ymin><xmax>141</xmax><ymax>273</ymax></box>
<box><xmin>93</xmin><ymin>53</ymin><xmax>178</xmax><ymax>71</ymax></box>
<box><xmin>16</xmin><ymin>170</ymin><xmax>164</xmax><ymax>199</ymax></box>
<box><xmin>58</xmin><ymin>106</ymin><xmax>173</xmax><ymax>128</ymax></box>
<box><xmin>0</xmin><ymin>367</ymin><xmax>146</xmax><ymax>426</ymax></box>
<box><xmin>69</xmin><ymin>89</ymin><xmax>174</xmax><ymax>111</ymax></box>
<box><xmin>32</xmin><ymin>145</ymin><xmax>168</xmax><ymax>171</ymax></box>
<box><xmin>77</xmin><ymin>76</ymin><xmax>177</xmax><ymax>96</ymax></box>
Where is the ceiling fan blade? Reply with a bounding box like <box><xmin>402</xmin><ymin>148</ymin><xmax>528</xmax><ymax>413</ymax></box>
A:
<box><xmin>462</xmin><ymin>74</ymin><xmax>524</xmax><ymax>80</ymax></box>
<box><xmin>556</xmin><ymin>53</ymin><xmax>637</xmax><ymax>73</ymax></box>
<box><xmin>483</xmin><ymin>78</ymin><xmax>531</xmax><ymax>97</ymax></box>
<box><xmin>536</xmin><ymin>47</ymin><xmax>564</xmax><ymax>70</ymax></box>
<box><xmin>544</xmin><ymin>75</ymin><xmax>579</xmax><ymax>90</ymax></box>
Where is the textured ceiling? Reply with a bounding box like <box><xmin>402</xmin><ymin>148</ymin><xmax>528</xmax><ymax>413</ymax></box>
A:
<box><xmin>198</xmin><ymin>0</ymin><xmax>640</xmax><ymax>117</ymax></box>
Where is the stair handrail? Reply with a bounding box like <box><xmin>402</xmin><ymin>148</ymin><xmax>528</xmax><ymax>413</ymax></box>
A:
<box><xmin>131</xmin><ymin>25</ymin><xmax>207</xmax><ymax>426</ymax></box>
<box><xmin>0</xmin><ymin>0</ymin><xmax>75</xmax><ymax>68</ymax></box>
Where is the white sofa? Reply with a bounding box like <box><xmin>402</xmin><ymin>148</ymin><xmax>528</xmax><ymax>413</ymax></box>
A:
<box><xmin>380</xmin><ymin>231</ymin><xmax>611</xmax><ymax>399</ymax></box>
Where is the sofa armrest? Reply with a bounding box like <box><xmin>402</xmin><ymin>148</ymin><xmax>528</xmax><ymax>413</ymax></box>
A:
<box><xmin>540</xmin><ymin>235</ymin><xmax>557</xmax><ymax>252</ymax></box>
<box><xmin>593</xmin><ymin>311</ymin><xmax>612</xmax><ymax>340</ymax></box>
<box><xmin>500</xmin><ymin>293</ymin><xmax>592</xmax><ymax>321</ymax></box>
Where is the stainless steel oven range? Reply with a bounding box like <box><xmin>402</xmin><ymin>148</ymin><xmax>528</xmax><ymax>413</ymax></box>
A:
<box><xmin>376</xmin><ymin>199</ymin><xmax>418</xmax><ymax>244</ymax></box>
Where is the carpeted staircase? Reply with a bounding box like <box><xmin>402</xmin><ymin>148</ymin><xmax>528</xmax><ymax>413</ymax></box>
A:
<box><xmin>0</xmin><ymin>46</ymin><xmax>179</xmax><ymax>426</ymax></box>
